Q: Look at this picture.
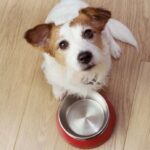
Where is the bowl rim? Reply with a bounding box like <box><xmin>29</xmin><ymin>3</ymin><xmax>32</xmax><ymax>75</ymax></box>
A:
<box><xmin>57</xmin><ymin>92</ymin><xmax>110</xmax><ymax>140</ymax></box>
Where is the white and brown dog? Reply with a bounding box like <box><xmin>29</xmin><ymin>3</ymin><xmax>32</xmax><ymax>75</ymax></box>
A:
<box><xmin>24</xmin><ymin>0</ymin><xmax>137</xmax><ymax>100</ymax></box>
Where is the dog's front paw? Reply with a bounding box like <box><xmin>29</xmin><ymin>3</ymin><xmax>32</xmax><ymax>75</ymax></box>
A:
<box><xmin>52</xmin><ymin>86</ymin><xmax>67</xmax><ymax>101</ymax></box>
<box><xmin>110</xmin><ymin>41</ymin><xmax>122</xmax><ymax>59</ymax></box>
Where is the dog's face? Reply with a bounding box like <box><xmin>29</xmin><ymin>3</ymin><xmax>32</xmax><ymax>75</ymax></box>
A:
<box><xmin>25</xmin><ymin>7</ymin><xmax>111</xmax><ymax>71</ymax></box>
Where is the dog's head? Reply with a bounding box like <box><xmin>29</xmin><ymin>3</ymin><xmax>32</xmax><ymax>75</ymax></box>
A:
<box><xmin>25</xmin><ymin>7</ymin><xmax>111</xmax><ymax>71</ymax></box>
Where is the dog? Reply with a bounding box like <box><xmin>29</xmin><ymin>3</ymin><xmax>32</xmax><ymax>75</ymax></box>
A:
<box><xmin>24</xmin><ymin>0</ymin><xmax>137</xmax><ymax>100</ymax></box>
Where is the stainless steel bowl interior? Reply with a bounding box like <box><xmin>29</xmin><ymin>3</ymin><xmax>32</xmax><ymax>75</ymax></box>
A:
<box><xmin>58</xmin><ymin>93</ymin><xmax>110</xmax><ymax>140</ymax></box>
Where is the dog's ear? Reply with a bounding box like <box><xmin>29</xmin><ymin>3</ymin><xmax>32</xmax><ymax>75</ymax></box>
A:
<box><xmin>80</xmin><ymin>7</ymin><xmax>111</xmax><ymax>30</ymax></box>
<box><xmin>24</xmin><ymin>23</ymin><xmax>53</xmax><ymax>48</ymax></box>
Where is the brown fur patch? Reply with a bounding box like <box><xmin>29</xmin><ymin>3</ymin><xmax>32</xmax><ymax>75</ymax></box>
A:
<box><xmin>25</xmin><ymin>24</ymin><xmax>66</xmax><ymax>65</ymax></box>
<box><xmin>70</xmin><ymin>13</ymin><xmax>91</xmax><ymax>27</ymax></box>
<box><xmin>25</xmin><ymin>7</ymin><xmax>111</xmax><ymax>66</ymax></box>
<box><xmin>47</xmin><ymin>25</ymin><xmax>66</xmax><ymax>65</ymax></box>
<box><xmin>24</xmin><ymin>24</ymin><xmax>53</xmax><ymax>47</ymax></box>
<box><xmin>71</xmin><ymin>7</ymin><xmax>111</xmax><ymax>31</ymax></box>
<box><xmin>70</xmin><ymin>7</ymin><xmax>110</xmax><ymax>50</ymax></box>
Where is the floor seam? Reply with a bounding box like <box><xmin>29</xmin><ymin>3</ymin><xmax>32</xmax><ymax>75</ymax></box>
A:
<box><xmin>13</xmin><ymin>56</ymin><xmax>40</xmax><ymax>150</ymax></box>
<box><xmin>122</xmin><ymin>61</ymin><xmax>143</xmax><ymax>150</ymax></box>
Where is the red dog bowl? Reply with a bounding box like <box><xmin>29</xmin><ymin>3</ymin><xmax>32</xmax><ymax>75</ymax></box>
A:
<box><xmin>57</xmin><ymin>92</ymin><xmax>116</xmax><ymax>149</ymax></box>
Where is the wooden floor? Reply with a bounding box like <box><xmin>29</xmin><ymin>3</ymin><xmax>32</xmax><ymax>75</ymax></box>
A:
<box><xmin>0</xmin><ymin>0</ymin><xmax>150</xmax><ymax>150</ymax></box>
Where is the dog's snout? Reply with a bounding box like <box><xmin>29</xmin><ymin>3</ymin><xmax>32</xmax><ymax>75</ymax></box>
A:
<box><xmin>78</xmin><ymin>51</ymin><xmax>92</xmax><ymax>64</ymax></box>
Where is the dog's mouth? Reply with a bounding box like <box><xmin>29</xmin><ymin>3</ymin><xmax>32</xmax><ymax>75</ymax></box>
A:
<box><xmin>83</xmin><ymin>64</ymin><xmax>96</xmax><ymax>71</ymax></box>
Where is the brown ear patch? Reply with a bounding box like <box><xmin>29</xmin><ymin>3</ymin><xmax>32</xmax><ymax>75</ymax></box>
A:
<box><xmin>24</xmin><ymin>24</ymin><xmax>53</xmax><ymax>47</ymax></box>
<box><xmin>71</xmin><ymin>7</ymin><xmax>111</xmax><ymax>31</ymax></box>
<box><xmin>81</xmin><ymin>7</ymin><xmax>111</xmax><ymax>30</ymax></box>
<box><xmin>80</xmin><ymin>7</ymin><xmax>111</xmax><ymax>21</ymax></box>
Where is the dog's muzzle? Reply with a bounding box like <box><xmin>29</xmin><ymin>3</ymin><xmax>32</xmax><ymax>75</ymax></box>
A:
<box><xmin>78</xmin><ymin>51</ymin><xmax>92</xmax><ymax>64</ymax></box>
<box><xmin>77</xmin><ymin>51</ymin><xmax>95</xmax><ymax>71</ymax></box>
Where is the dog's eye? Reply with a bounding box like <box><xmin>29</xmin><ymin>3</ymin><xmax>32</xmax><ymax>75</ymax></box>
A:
<box><xmin>59</xmin><ymin>40</ymin><xmax>69</xmax><ymax>50</ymax></box>
<box><xmin>82</xmin><ymin>29</ymin><xmax>94</xmax><ymax>39</ymax></box>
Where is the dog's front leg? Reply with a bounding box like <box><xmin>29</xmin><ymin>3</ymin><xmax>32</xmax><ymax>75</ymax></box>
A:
<box><xmin>52</xmin><ymin>85</ymin><xmax>67</xmax><ymax>100</ymax></box>
<box><xmin>104</xmin><ymin>27</ymin><xmax>122</xmax><ymax>59</ymax></box>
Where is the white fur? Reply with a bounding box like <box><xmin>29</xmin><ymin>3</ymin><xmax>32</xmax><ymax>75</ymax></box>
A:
<box><xmin>42</xmin><ymin>0</ymin><xmax>137</xmax><ymax>99</ymax></box>
<box><xmin>45</xmin><ymin>0</ymin><xmax>88</xmax><ymax>25</ymax></box>
<box><xmin>104</xmin><ymin>25</ymin><xmax>122</xmax><ymax>59</ymax></box>
<box><xmin>42</xmin><ymin>30</ymin><xmax>111</xmax><ymax>98</ymax></box>
<box><xmin>106</xmin><ymin>19</ymin><xmax>138</xmax><ymax>49</ymax></box>
<box><xmin>59</xmin><ymin>23</ymin><xmax>103</xmax><ymax>71</ymax></box>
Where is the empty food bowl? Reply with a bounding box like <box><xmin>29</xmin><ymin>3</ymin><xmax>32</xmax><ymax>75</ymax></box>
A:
<box><xmin>57</xmin><ymin>92</ymin><xmax>116</xmax><ymax>149</ymax></box>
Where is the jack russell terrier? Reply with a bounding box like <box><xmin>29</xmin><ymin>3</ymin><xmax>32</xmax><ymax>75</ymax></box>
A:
<box><xmin>24</xmin><ymin>0</ymin><xmax>138</xmax><ymax>100</ymax></box>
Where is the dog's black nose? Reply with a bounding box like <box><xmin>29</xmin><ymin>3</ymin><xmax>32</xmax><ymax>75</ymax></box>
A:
<box><xmin>78</xmin><ymin>51</ymin><xmax>92</xmax><ymax>64</ymax></box>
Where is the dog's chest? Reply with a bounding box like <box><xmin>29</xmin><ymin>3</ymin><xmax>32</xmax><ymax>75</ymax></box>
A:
<box><xmin>49</xmin><ymin>67</ymin><xmax>102</xmax><ymax>91</ymax></box>
<box><xmin>81</xmin><ymin>77</ymin><xmax>102</xmax><ymax>86</ymax></box>
<box><xmin>42</xmin><ymin>54</ymin><xmax>105</xmax><ymax>93</ymax></box>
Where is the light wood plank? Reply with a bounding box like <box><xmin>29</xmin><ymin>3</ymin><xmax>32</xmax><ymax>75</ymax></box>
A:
<box><xmin>0</xmin><ymin>0</ymin><xmax>39</xmax><ymax>149</ymax></box>
<box><xmin>0</xmin><ymin>0</ymin><xmax>57</xmax><ymax>149</ymax></box>
<box><xmin>124</xmin><ymin>62</ymin><xmax>150</xmax><ymax>150</ymax></box>
<box><xmin>0</xmin><ymin>0</ymin><xmax>150</xmax><ymax>150</ymax></box>
<box><xmin>13</xmin><ymin>59</ymin><xmax>60</xmax><ymax>150</ymax></box>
